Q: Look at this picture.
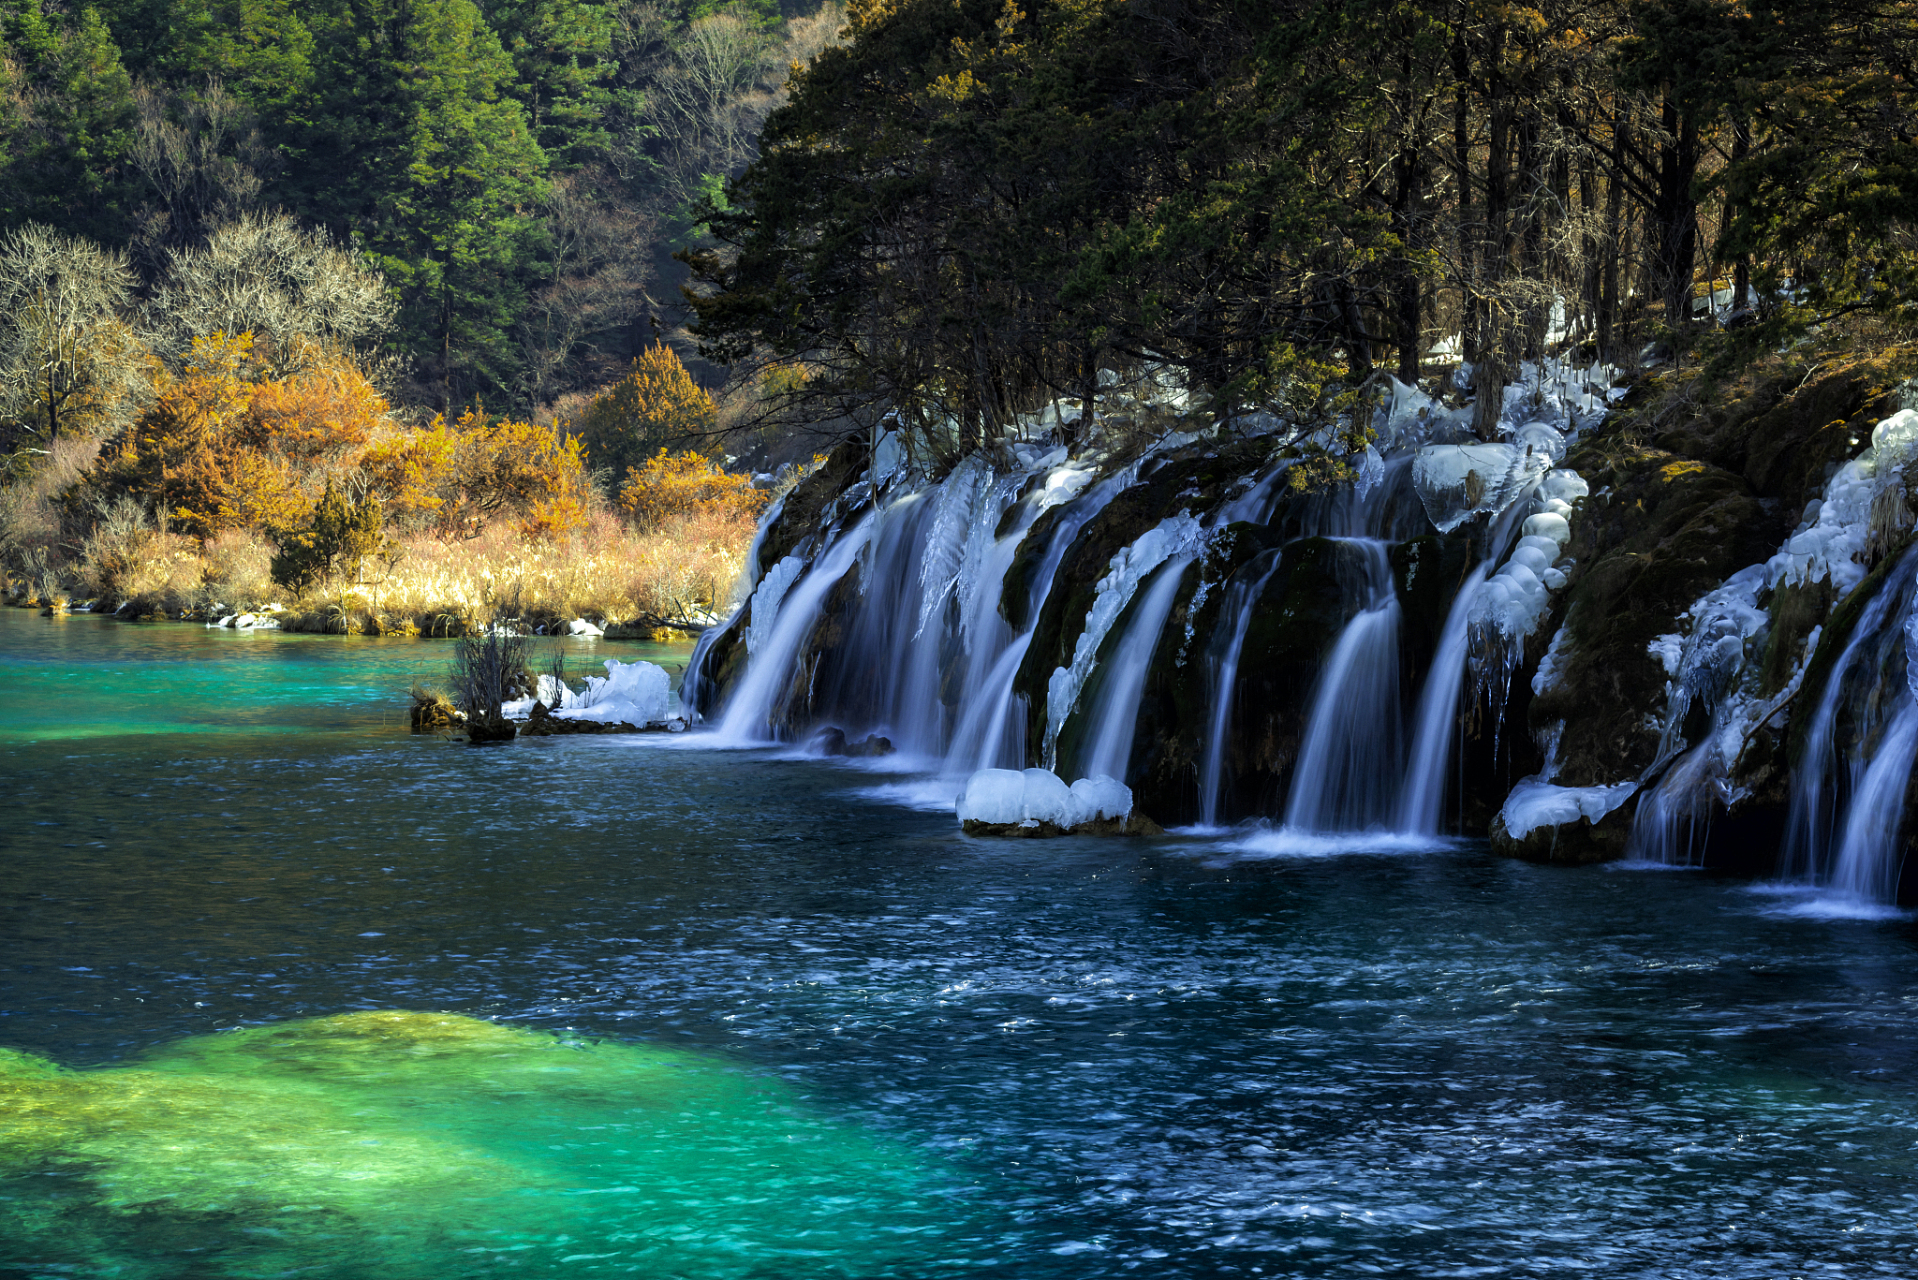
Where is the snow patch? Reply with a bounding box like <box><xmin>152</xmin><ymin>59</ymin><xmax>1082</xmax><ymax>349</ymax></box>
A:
<box><xmin>1500</xmin><ymin>778</ymin><xmax>1638</xmax><ymax>840</ymax></box>
<box><xmin>956</xmin><ymin>767</ymin><xmax>1133</xmax><ymax>829</ymax></box>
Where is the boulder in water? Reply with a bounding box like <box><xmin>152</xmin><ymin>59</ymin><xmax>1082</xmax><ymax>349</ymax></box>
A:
<box><xmin>956</xmin><ymin>768</ymin><xmax>1160</xmax><ymax>836</ymax></box>
<box><xmin>810</xmin><ymin>727</ymin><xmax>896</xmax><ymax>757</ymax></box>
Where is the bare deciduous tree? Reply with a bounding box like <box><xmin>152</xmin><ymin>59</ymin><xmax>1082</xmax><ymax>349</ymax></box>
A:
<box><xmin>516</xmin><ymin>171</ymin><xmax>653</xmax><ymax>404</ymax></box>
<box><xmin>0</xmin><ymin>225</ymin><xmax>145</xmax><ymax>452</ymax></box>
<box><xmin>143</xmin><ymin>212</ymin><xmax>395</xmax><ymax>371</ymax></box>
<box><xmin>128</xmin><ymin>81</ymin><xmax>275</xmax><ymax>276</ymax></box>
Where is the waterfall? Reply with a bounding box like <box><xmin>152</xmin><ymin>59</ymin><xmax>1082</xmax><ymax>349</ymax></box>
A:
<box><xmin>709</xmin><ymin>513</ymin><xmax>878</xmax><ymax>745</ymax></box>
<box><xmin>942</xmin><ymin>634</ymin><xmax>1031</xmax><ymax>777</ymax></box>
<box><xmin>1829</xmin><ymin>701</ymin><xmax>1918</xmax><ymax>901</ymax></box>
<box><xmin>1623</xmin><ymin>742</ymin><xmax>1719</xmax><ymax>866</ymax></box>
<box><xmin>1076</xmin><ymin>555</ymin><xmax>1194</xmax><ymax>782</ymax></box>
<box><xmin>1196</xmin><ymin>550</ymin><xmax>1285</xmax><ymax>827</ymax></box>
<box><xmin>1282</xmin><ymin>540</ymin><xmax>1404</xmax><ymax>832</ymax></box>
<box><xmin>1396</xmin><ymin>562</ymin><xmax>1491</xmax><ymax>834</ymax></box>
<box><xmin>1780</xmin><ymin>547</ymin><xmax>1918</xmax><ymax>902</ymax></box>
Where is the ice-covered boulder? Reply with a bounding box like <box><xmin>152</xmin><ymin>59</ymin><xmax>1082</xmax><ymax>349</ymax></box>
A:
<box><xmin>956</xmin><ymin>768</ymin><xmax>1160</xmax><ymax>837</ymax></box>
<box><xmin>1413</xmin><ymin>442</ymin><xmax>1554</xmax><ymax>533</ymax></box>
<box><xmin>505</xmin><ymin>659</ymin><xmax>682</xmax><ymax>729</ymax></box>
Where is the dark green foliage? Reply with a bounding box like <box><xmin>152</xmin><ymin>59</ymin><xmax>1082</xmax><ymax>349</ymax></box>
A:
<box><xmin>269</xmin><ymin>480</ymin><xmax>394</xmax><ymax>591</ymax></box>
<box><xmin>0</xmin><ymin>3</ymin><xmax>139</xmax><ymax>241</ymax></box>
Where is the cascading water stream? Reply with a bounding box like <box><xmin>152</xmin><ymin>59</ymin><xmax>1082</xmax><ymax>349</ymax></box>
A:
<box><xmin>1780</xmin><ymin>548</ymin><xmax>1918</xmax><ymax>890</ymax></box>
<box><xmin>709</xmin><ymin>514</ymin><xmax>878</xmax><ymax>745</ymax></box>
<box><xmin>942</xmin><ymin>634</ymin><xmax>1032</xmax><ymax>776</ymax></box>
<box><xmin>1283</xmin><ymin>540</ymin><xmax>1404</xmax><ymax>832</ymax></box>
<box><xmin>1829</xmin><ymin>700</ymin><xmax>1918</xmax><ymax>902</ymax></box>
<box><xmin>1396</xmin><ymin>562</ymin><xmax>1492</xmax><ymax>835</ymax></box>
<box><xmin>1196</xmin><ymin>550</ymin><xmax>1285</xmax><ymax>827</ymax></box>
<box><xmin>1625</xmin><ymin>743</ymin><xmax>1720</xmax><ymax>867</ymax></box>
<box><xmin>1076</xmin><ymin>556</ymin><xmax>1195</xmax><ymax>782</ymax></box>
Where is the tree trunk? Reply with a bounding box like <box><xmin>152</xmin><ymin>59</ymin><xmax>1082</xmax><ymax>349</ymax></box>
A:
<box><xmin>1393</xmin><ymin>114</ymin><xmax>1424</xmax><ymax>385</ymax></box>
<box><xmin>1452</xmin><ymin>29</ymin><xmax>1477</xmax><ymax>366</ymax></box>
<box><xmin>1653</xmin><ymin>96</ymin><xmax>1700</xmax><ymax>336</ymax></box>
<box><xmin>1472</xmin><ymin>26</ymin><xmax>1509</xmax><ymax>442</ymax></box>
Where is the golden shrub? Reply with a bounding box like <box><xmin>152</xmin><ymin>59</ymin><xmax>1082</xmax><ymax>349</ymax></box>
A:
<box><xmin>87</xmin><ymin>333</ymin><xmax>392</xmax><ymax>539</ymax></box>
<box><xmin>568</xmin><ymin>345</ymin><xmax>718</xmax><ymax>484</ymax></box>
<box><xmin>618</xmin><ymin>449</ymin><xmax>767</xmax><ymax>531</ymax></box>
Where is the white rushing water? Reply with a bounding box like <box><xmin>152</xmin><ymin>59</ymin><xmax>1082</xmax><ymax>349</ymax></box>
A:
<box><xmin>1196</xmin><ymin>550</ymin><xmax>1285</xmax><ymax>827</ymax></box>
<box><xmin>1283</xmin><ymin>540</ymin><xmax>1403</xmax><ymax>833</ymax></box>
<box><xmin>1074</xmin><ymin>554</ymin><xmax>1195</xmax><ymax>782</ymax></box>
<box><xmin>710</xmin><ymin>513</ymin><xmax>878</xmax><ymax>745</ymax></box>
<box><xmin>1397</xmin><ymin>562</ymin><xmax>1491</xmax><ymax>835</ymax></box>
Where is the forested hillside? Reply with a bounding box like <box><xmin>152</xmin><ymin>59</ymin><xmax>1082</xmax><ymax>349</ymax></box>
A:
<box><xmin>0</xmin><ymin>0</ymin><xmax>839</xmax><ymax>412</ymax></box>
<box><xmin>690</xmin><ymin>0</ymin><xmax>1918</xmax><ymax>451</ymax></box>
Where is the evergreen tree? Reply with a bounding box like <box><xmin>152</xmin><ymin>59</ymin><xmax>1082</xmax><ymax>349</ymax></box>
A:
<box><xmin>0</xmin><ymin>4</ymin><xmax>139</xmax><ymax>242</ymax></box>
<box><xmin>287</xmin><ymin>0</ymin><xmax>549</xmax><ymax>407</ymax></box>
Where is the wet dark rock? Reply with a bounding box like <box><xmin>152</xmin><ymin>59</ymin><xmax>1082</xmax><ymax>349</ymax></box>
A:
<box><xmin>465</xmin><ymin>717</ymin><xmax>518</xmax><ymax>743</ymax></box>
<box><xmin>756</xmin><ymin>440</ymin><xmax>868</xmax><ymax>578</ymax></box>
<box><xmin>961</xmin><ymin>812</ymin><xmax>1164</xmax><ymax>838</ymax></box>
<box><xmin>811</xmin><ymin>727</ymin><xmax>896</xmax><ymax>757</ymax></box>
<box><xmin>1013</xmin><ymin>447</ymin><xmax>1277</xmax><ymax>753</ymax></box>
<box><xmin>1489</xmin><ymin>800</ymin><xmax>1632</xmax><ymax>863</ymax></box>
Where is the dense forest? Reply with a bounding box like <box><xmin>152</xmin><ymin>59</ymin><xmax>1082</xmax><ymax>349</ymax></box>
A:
<box><xmin>0</xmin><ymin>0</ymin><xmax>840</xmax><ymax>416</ymax></box>
<box><xmin>689</xmin><ymin>0</ymin><xmax>1918</xmax><ymax>453</ymax></box>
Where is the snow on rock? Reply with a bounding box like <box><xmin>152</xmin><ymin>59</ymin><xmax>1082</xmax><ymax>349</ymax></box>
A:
<box><xmin>1071</xmin><ymin>775</ymin><xmax>1133</xmax><ymax>821</ymax></box>
<box><xmin>1500</xmin><ymin>778</ymin><xmax>1639</xmax><ymax>840</ymax></box>
<box><xmin>1767</xmin><ymin>407</ymin><xmax>1918</xmax><ymax>597</ymax></box>
<box><xmin>1470</xmin><ymin>469</ymin><xmax>1588</xmax><ymax>653</ymax></box>
<box><xmin>567</xmin><ymin>659</ymin><xmax>678</xmax><ymax>724</ymax></box>
<box><xmin>1413</xmin><ymin>442</ymin><xmax>1554</xmax><ymax>533</ymax></box>
<box><xmin>506</xmin><ymin>659</ymin><xmax>679</xmax><ymax>726</ymax></box>
<box><xmin>1044</xmin><ymin>513</ymin><xmax>1209</xmax><ymax>768</ymax></box>
<box><xmin>956</xmin><ymin>769</ymin><xmax>1028</xmax><ymax>825</ymax></box>
<box><xmin>567</xmin><ymin>618</ymin><xmax>604</xmax><ymax>637</ymax></box>
<box><xmin>956</xmin><ymin>768</ymin><xmax>1135</xmax><ymax>833</ymax></box>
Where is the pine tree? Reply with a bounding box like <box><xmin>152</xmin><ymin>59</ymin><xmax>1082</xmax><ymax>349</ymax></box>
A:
<box><xmin>287</xmin><ymin>0</ymin><xmax>549</xmax><ymax>408</ymax></box>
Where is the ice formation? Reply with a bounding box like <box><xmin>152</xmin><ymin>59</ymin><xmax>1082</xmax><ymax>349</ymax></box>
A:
<box><xmin>1770</xmin><ymin>406</ymin><xmax>1918</xmax><ymax>596</ymax></box>
<box><xmin>747</xmin><ymin>555</ymin><xmax>807</xmax><ymax>654</ymax></box>
<box><xmin>955</xmin><ymin>767</ymin><xmax>1133</xmax><ymax>829</ymax></box>
<box><xmin>504</xmin><ymin>659</ymin><xmax>679</xmax><ymax>726</ymax></box>
<box><xmin>1043</xmin><ymin>512</ymin><xmax>1209</xmax><ymax>769</ymax></box>
<box><xmin>1500</xmin><ymin>777</ymin><xmax>1638</xmax><ymax>841</ymax></box>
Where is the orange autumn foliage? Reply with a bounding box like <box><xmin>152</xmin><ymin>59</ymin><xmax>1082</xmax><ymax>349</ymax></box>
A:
<box><xmin>360</xmin><ymin>411</ymin><xmax>591</xmax><ymax>540</ymax></box>
<box><xmin>91</xmin><ymin>332</ymin><xmax>374</xmax><ymax>538</ymax></box>
<box><xmin>618</xmin><ymin>449</ymin><xmax>768</xmax><ymax>531</ymax></box>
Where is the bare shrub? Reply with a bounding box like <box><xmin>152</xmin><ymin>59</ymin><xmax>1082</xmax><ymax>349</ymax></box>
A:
<box><xmin>452</xmin><ymin>623</ymin><xmax>529</xmax><ymax>739</ymax></box>
<box><xmin>144</xmin><ymin>213</ymin><xmax>393</xmax><ymax>371</ymax></box>
<box><xmin>0</xmin><ymin>225</ymin><xmax>145</xmax><ymax>451</ymax></box>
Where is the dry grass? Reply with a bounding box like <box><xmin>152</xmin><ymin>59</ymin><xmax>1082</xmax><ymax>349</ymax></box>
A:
<box><xmin>4</xmin><ymin>504</ymin><xmax>757</xmax><ymax>635</ymax></box>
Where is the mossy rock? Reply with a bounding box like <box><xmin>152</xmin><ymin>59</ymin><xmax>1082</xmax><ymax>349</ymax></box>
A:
<box><xmin>1644</xmin><ymin>353</ymin><xmax>1905</xmax><ymax>513</ymax></box>
<box><xmin>756</xmin><ymin>438</ymin><xmax>867</xmax><ymax>577</ymax></box>
<box><xmin>1530</xmin><ymin>441</ymin><xmax>1782</xmax><ymax>790</ymax></box>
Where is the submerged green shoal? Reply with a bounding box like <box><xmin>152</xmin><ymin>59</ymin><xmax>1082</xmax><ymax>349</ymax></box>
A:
<box><xmin>0</xmin><ymin>1011</ymin><xmax>962</xmax><ymax>1279</ymax></box>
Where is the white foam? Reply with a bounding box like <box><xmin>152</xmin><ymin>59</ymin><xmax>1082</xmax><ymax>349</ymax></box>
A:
<box><xmin>1220</xmin><ymin>827</ymin><xmax>1453</xmax><ymax>858</ymax></box>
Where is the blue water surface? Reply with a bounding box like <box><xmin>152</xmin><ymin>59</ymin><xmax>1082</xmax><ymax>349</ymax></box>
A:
<box><xmin>3</xmin><ymin>608</ymin><xmax>1917</xmax><ymax>1278</ymax></box>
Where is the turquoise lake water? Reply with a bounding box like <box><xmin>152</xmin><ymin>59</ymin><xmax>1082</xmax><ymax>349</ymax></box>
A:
<box><xmin>4</xmin><ymin>607</ymin><xmax>1918</xmax><ymax>1278</ymax></box>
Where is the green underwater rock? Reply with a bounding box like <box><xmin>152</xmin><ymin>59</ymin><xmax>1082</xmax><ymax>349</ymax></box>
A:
<box><xmin>0</xmin><ymin>1011</ymin><xmax>965</xmax><ymax>1279</ymax></box>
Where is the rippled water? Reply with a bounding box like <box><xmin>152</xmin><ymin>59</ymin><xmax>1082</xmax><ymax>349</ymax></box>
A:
<box><xmin>5</xmin><ymin>609</ymin><xmax>1918</xmax><ymax>1278</ymax></box>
